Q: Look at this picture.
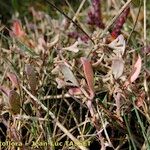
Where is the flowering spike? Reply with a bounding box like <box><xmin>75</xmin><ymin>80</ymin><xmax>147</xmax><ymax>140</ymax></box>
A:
<box><xmin>87</xmin><ymin>0</ymin><xmax>105</xmax><ymax>29</ymax></box>
<box><xmin>111</xmin><ymin>7</ymin><xmax>130</xmax><ymax>38</ymax></box>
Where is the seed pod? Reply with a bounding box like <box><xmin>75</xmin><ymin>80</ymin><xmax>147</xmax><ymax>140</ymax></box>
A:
<box><xmin>25</xmin><ymin>65</ymin><xmax>37</xmax><ymax>94</ymax></box>
<box><xmin>8</xmin><ymin>90</ymin><xmax>21</xmax><ymax>115</ymax></box>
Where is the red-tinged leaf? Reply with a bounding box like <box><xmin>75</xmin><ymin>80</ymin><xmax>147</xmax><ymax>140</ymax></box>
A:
<box><xmin>0</xmin><ymin>86</ymin><xmax>10</xmax><ymax>96</ymax></box>
<box><xmin>81</xmin><ymin>57</ymin><xmax>95</xmax><ymax>100</ymax></box>
<box><xmin>7</xmin><ymin>72</ymin><xmax>19</xmax><ymax>89</ymax></box>
<box><xmin>112</xmin><ymin>57</ymin><xmax>124</xmax><ymax>79</ymax></box>
<box><xmin>8</xmin><ymin>90</ymin><xmax>21</xmax><ymax>115</ymax></box>
<box><xmin>68</xmin><ymin>87</ymin><xmax>82</xmax><ymax>96</ymax></box>
<box><xmin>130</xmin><ymin>55</ymin><xmax>142</xmax><ymax>82</ymax></box>
<box><xmin>124</xmin><ymin>55</ymin><xmax>142</xmax><ymax>86</ymax></box>
<box><xmin>11</xmin><ymin>20</ymin><xmax>25</xmax><ymax>38</ymax></box>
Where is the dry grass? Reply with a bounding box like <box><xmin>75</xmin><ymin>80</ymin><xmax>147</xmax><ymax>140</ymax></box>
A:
<box><xmin>0</xmin><ymin>0</ymin><xmax>150</xmax><ymax>150</ymax></box>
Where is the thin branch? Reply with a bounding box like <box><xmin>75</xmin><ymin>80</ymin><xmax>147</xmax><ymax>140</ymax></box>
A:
<box><xmin>127</xmin><ymin>0</ymin><xmax>142</xmax><ymax>44</ymax></box>
<box><xmin>45</xmin><ymin>0</ymin><xmax>94</xmax><ymax>44</ymax></box>
<box><xmin>69</xmin><ymin>0</ymin><xmax>86</xmax><ymax>29</ymax></box>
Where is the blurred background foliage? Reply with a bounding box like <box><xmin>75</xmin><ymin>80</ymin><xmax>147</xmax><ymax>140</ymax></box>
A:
<box><xmin>0</xmin><ymin>0</ymin><xmax>84</xmax><ymax>25</ymax></box>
